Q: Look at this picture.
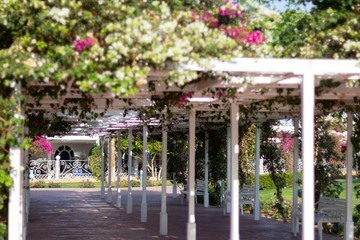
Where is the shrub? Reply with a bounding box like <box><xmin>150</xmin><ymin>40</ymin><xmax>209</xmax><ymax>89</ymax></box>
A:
<box><xmin>80</xmin><ymin>180</ymin><xmax>95</xmax><ymax>188</ymax></box>
<box><xmin>88</xmin><ymin>144</ymin><xmax>104</xmax><ymax>180</ymax></box>
<box><xmin>30</xmin><ymin>180</ymin><xmax>46</xmax><ymax>188</ymax></box>
<box><xmin>48</xmin><ymin>182</ymin><xmax>61</xmax><ymax>188</ymax></box>
<box><xmin>261</xmin><ymin>199</ymin><xmax>294</xmax><ymax>221</ymax></box>
<box><xmin>259</xmin><ymin>172</ymin><xmax>302</xmax><ymax>190</ymax></box>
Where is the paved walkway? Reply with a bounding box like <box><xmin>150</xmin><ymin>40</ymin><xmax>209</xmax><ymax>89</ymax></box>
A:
<box><xmin>27</xmin><ymin>187</ymin><xmax>341</xmax><ymax>240</ymax></box>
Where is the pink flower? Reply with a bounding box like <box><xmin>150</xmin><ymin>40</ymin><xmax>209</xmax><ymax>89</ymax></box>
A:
<box><xmin>76</xmin><ymin>44</ymin><xmax>83</xmax><ymax>51</ymax></box>
<box><xmin>86</xmin><ymin>37</ymin><xmax>94</xmax><ymax>46</ymax></box>
<box><xmin>205</xmin><ymin>14</ymin><xmax>212</xmax><ymax>22</ymax></box>
<box><xmin>80</xmin><ymin>40</ymin><xmax>87</xmax><ymax>47</ymax></box>
<box><xmin>231</xmin><ymin>29</ymin><xmax>238</xmax><ymax>38</ymax></box>
<box><xmin>219</xmin><ymin>8</ymin><xmax>226</xmax><ymax>16</ymax></box>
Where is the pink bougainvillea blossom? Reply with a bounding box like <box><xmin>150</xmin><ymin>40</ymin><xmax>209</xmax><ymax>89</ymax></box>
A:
<box><xmin>31</xmin><ymin>136</ymin><xmax>52</xmax><ymax>156</ymax></box>
<box><xmin>73</xmin><ymin>37</ymin><xmax>94</xmax><ymax>52</ymax></box>
<box><xmin>191</xmin><ymin>2</ymin><xmax>266</xmax><ymax>46</ymax></box>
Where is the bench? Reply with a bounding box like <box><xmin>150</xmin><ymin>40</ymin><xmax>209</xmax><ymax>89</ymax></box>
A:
<box><xmin>293</xmin><ymin>196</ymin><xmax>346</xmax><ymax>240</ymax></box>
<box><xmin>223</xmin><ymin>184</ymin><xmax>255</xmax><ymax>215</ymax></box>
<box><xmin>180</xmin><ymin>180</ymin><xmax>206</xmax><ymax>204</ymax></box>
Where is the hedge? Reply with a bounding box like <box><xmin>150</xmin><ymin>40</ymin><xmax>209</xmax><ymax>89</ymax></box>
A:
<box><xmin>259</xmin><ymin>172</ymin><xmax>302</xmax><ymax>190</ymax></box>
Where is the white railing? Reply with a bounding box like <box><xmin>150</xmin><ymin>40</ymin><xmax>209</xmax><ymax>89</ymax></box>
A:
<box><xmin>29</xmin><ymin>159</ymin><xmax>94</xmax><ymax>180</ymax></box>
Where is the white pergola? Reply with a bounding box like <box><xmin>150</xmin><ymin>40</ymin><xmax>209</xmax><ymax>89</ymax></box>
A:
<box><xmin>9</xmin><ymin>58</ymin><xmax>360</xmax><ymax>240</ymax></box>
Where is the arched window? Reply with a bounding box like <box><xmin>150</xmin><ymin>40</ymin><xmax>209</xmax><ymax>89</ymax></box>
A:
<box><xmin>54</xmin><ymin>145</ymin><xmax>75</xmax><ymax>160</ymax></box>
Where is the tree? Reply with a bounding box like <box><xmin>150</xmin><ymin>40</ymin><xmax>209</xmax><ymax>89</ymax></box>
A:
<box><xmin>261</xmin><ymin>121</ymin><xmax>288</xmax><ymax>222</ymax></box>
<box><xmin>256</xmin><ymin>0</ymin><xmax>360</xmax><ymax>58</ymax></box>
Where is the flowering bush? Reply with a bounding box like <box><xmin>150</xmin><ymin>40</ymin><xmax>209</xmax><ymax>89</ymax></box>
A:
<box><xmin>48</xmin><ymin>182</ymin><xmax>61</xmax><ymax>188</ymax></box>
<box><xmin>30</xmin><ymin>180</ymin><xmax>46</xmax><ymax>188</ymax></box>
<box><xmin>277</xmin><ymin>130</ymin><xmax>294</xmax><ymax>172</ymax></box>
<box><xmin>29</xmin><ymin>136</ymin><xmax>52</xmax><ymax>157</ymax></box>
<box><xmin>80</xmin><ymin>179</ymin><xmax>95</xmax><ymax>188</ymax></box>
<box><xmin>261</xmin><ymin>199</ymin><xmax>295</xmax><ymax>221</ymax></box>
<box><xmin>191</xmin><ymin>2</ymin><xmax>266</xmax><ymax>45</ymax></box>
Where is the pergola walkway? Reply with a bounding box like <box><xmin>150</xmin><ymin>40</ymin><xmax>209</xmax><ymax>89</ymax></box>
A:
<box><xmin>27</xmin><ymin>186</ymin><xmax>341</xmax><ymax>240</ymax></box>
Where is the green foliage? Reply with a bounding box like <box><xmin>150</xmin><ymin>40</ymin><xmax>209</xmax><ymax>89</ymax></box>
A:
<box><xmin>259</xmin><ymin>172</ymin><xmax>302</xmax><ymax>190</ymax></box>
<box><xmin>313</xmin><ymin>116</ymin><xmax>345</xmax><ymax>202</ymax></box>
<box><xmin>261</xmin><ymin>120</ymin><xmax>288</xmax><ymax>222</ymax></box>
<box><xmin>261</xmin><ymin>199</ymin><xmax>294</xmax><ymax>221</ymax></box>
<box><xmin>268</xmin><ymin>0</ymin><xmax>360</xmax><ymax>59</ymax></box>
<box><xmin>208</xmin><ymin>185</ymin><xmax>221</xmax><ymax>206</ymax></box>
<box><xmin>0</xmin><ymin>83</ymin><xmax>23</xmax><ymax>237</ymax></box>
<box><xmin>168</xmin><ymin>132</ymin><xmax>189</xmax><ymax>184</ymax></box>
<box><xmin>239</xmin><ymin>124</ymin><xmax>256</xmax><ymax>186</ymax></box>
<box><xmin>88</xmin><ymin>144</ymin><xmax>103</xmax><ymax>180</ymax></box>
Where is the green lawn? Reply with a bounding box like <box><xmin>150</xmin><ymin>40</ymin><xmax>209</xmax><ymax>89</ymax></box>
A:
<box><xmin>56</xmin><ymin>181</ymin><xmax>102</xmax><ymax>188</ymax></box>
<box><xmin>259</xmin><ymin>178</ymin><xmax>360</xmax><ymax>207</ymax></box>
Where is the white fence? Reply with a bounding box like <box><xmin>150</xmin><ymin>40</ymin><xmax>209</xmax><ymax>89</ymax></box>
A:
<box><xmin>29</xmin><ymin>159</ymin><xmax>94</xmax><ymax>180</ymax></box>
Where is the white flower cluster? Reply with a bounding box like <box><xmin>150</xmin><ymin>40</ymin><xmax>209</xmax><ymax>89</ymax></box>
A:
<box><xmin>48</xmin><ymin>7</ymin><xmax>70</xmax><ymax>25</ymax></box>
<box><xmin>344</xmin><ymin>40</ymin><xmax>360</xmax><ymax>58</ymax></box>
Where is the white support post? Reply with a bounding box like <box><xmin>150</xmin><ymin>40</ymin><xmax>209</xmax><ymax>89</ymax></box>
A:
<box><xmin>204</xmin><ymin>132</ymin><xmax>209</xmax><ymax>208</ymax></box>
<box><xmin>292</xmin><ymin>118</ymin><xmax>300</xmax><ymax>234</ymax></box>
<box><xmin>55</xmin><ymin>156</ymin><xmax>60</xmax><ymax>180</ymax></box>
<box><xmin>141</xmin><ymin>126</ymin><xmax>148</xmax><ymax>222</ymax></box>
<box><xmin>25</xmin><ymin>129</ymin><xmax>30</xmax><ymax>229</ymax></box>
<box><xmin>116</xmin><ymin>131</ymin><xmax>122</xmax><ymax>208</ymax></box>
<box><xmin>127</xmin><ymin>128</ymin><xmax>133</xmax><ymax>214</ymax></box>
<box><xmin>9</xmin><ymin>147</ymin><xmax>24</xmax><ymax>240</ymax></box>
<box><xmin>47</xmin><ymin>155</ymin><xmax>51</xmax><ymax>180</ymax></box>
<box><xmin>301</xmin><ymin>72</ymin><xmax>315</xmax><ymax>240</ymax></box>
<box><xmin>344</xmin><ymin>113</ymin><xmax>354</xmax><ymax>240</ymax></box>
<box><xmin>101</xmin><ymin>136</ymin><xmax>105</xmax><ymax>199</ymax></box>
<box><xmin>254</xmin><ymin>125</ymin><xmax>261</xmax><ymax>221</ymax></box>
<box><xmin>173</xmin><ymin>173</ymin><xmax>177</xmax><ymax>198</ymax></box>
<box><xmin>226</xmin><ymin>126</ymin><xmax>231</xmax><ymax>213</ymax></box>
<box><xmin>160</xmin><ymin>125</ymin><xmax>168</xmax><ymax>235</ymax></box>
<box><xmin>230</xmin><ymin>102</ymin><xmax>239</xmax><ymax>240</ymax></box>
<box><xmin>187</xmin><ymin>109</ymin><xmax>196</xmax><ymax>240</ymax></box>
<box><xmin>107</xmin><ymin>136</ymin><xmax>113</xmax><ymax>203</ymax></box>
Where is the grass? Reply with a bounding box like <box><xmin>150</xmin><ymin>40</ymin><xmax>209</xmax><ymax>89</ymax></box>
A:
<box><xmin>259</xmin><ymin>178</ymin><xmax>360</xmax><ymax>207</ymax></box>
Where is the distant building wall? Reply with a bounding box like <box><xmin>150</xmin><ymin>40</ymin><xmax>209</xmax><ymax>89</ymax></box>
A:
<box><xmin>50</xmin><ymin>142</ymin><xmax>95</xmax><ymax>160</ymax></box>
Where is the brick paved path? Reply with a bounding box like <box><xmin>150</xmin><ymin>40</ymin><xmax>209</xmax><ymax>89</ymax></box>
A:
<box><xmin>27</xmin><ymin>187</ymin><xmax>341</xmax><ymax>240</ymax></box>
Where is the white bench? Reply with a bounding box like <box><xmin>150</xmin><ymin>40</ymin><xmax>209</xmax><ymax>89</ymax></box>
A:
<box><xmin>293</xmin><ymin>196</ymin><xmax>346</xmax><ymax>240</ymax></box>
<box><xmin>223</xmin><ymin>184</ymin><xmax>255</xmax><ymax>215</ymax></box>
<box><xmin>180</xmin><ymin>180</ymin><xmax>206</xmax><ymax>204</ymax></box>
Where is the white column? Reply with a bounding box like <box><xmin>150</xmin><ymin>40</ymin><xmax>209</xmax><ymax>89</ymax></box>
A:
<box><xmin>24</xmin><ymin>136</ymin><xmax>29</xmax><ymax>238</ymax></box>
<box><xmin>160</xmin><ymin>125</ymin><xmax>168</xmax><ymax>235</ymax></box>
<box><xmin>101</xmin><ymin>136</ymin><xmax>105</xmax><ymax>199</ymax></box>
<box><xmin>25</xmin><ymin>130</ymin><xmax>30</xmax><ymax>228</ymax></box>
<box><xmin>47</xmin><ymin>155</ymin><xmax>51</xmax><ymax>180</ymax></box>
<box><xmin>107</xmin><ymin>136</ymin><xmax>113</xmax><ymax>203</ymax></box>
<box><xmin>55</xmin><ymin>156</ymin><xmax>60</xmax><ymax>179</ymax></box>
<box><xmin>127</xmin><ymin>128</ymin><xmax>133</xmax><ymax>214</ymax></box>
<box><xmin>173</xmin><ymin>173</ymin><xmax>177</xmax><ymax>198</ymax></box>
<box><xmin>344</xmin><ymin>113</ymin><xmax>354</xmax><ymax>240</ymax></box>
<box><xmin>301</xmin><ymin>72</ymin><xmax>315</xmax><ymax>240</ymax></box>
<box><xmin>187</xmin><ymin>109</ymin><xmax>196</xmax><ymax>240</ymax></box>
<box><xmin>230</xmin><ymin>102</ymin><xmax>239</xmax><ymax>240</ymax></box>
<box><xmin>116</xmin><ymin>131</ymin><xmax>122</xmax><ymax>208</ymax></box>
<box><xmin>226</xmin><ymin>126</ymin><xmax>231</xmax><ymax>213</ymax></box>
<box><xmin>254</xmin><ymin>125</ymin><xmax>261</xmax><ymax>221</ymax></box>
<box><xmin>141</xmin><ymin>126</ymin><xmax>148</xmax><ymax>222</ymax></box>
<box><xmin>8</xmin><ymin>147</ymin><xmax>24</xmax><ymax>240</ymax></box>
<box><xmin>204</xmin><ymin>132</ymin><xmax>209</xmax><ymax>207</ymax></box>
<box><xmin>292</xmin><ymin>118</ymin><xmax>300</xmax><ymax>233</ymax></box>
